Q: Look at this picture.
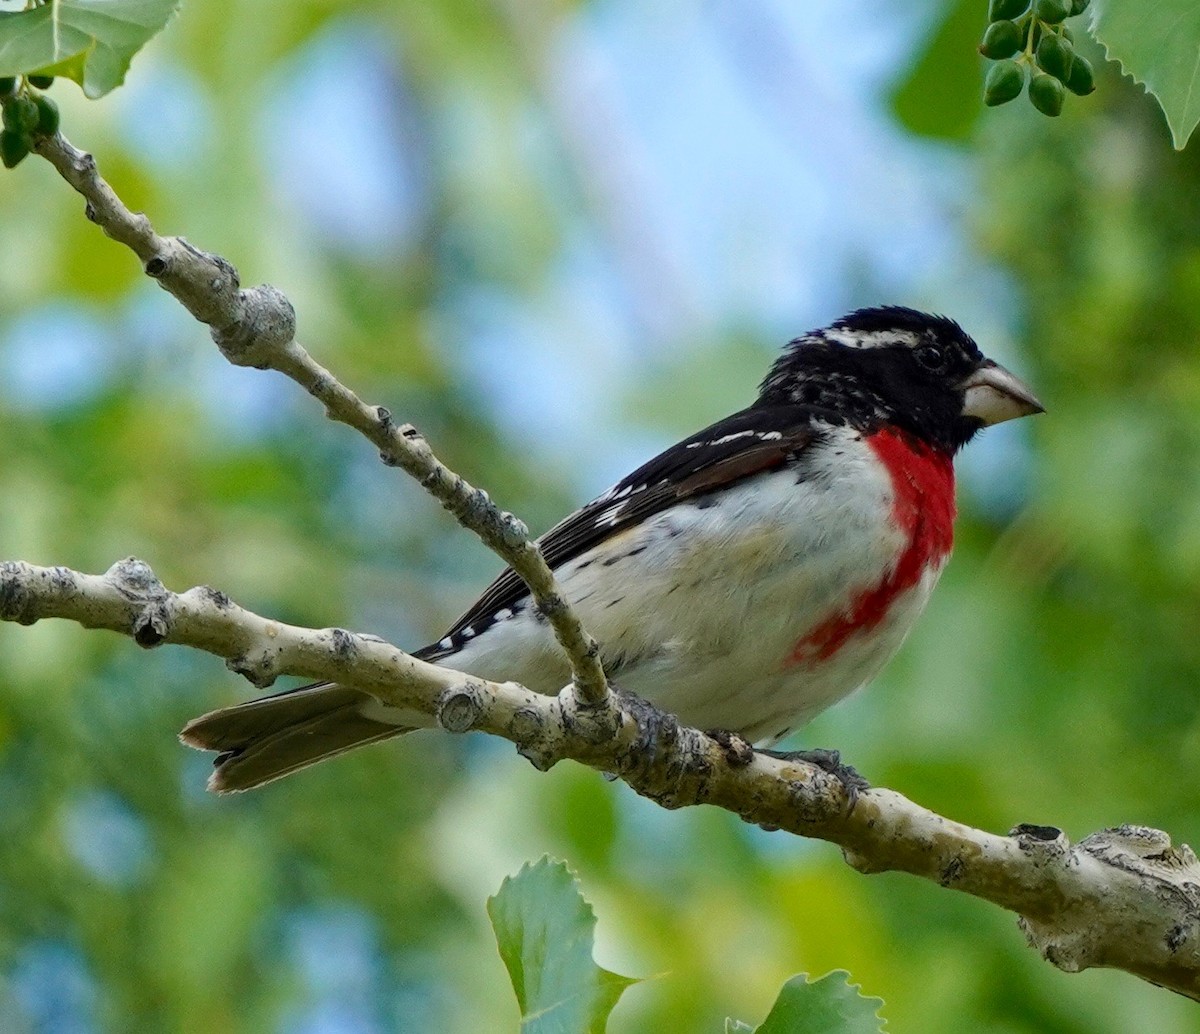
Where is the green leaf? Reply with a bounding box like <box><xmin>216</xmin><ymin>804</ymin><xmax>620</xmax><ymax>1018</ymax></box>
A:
<box><xmin>0</xmin><ymin>0</ymin><xmax>180</xmax><ymax>99</ymax></box>
<box><xmin>729</xmin><ymin>972</ymin><xmax>886</xmax><ymax>1034</ymax></box>
<box><xmin>889</xmin><ymin>0</ymin><xmax>985</xmax><ymax>142</ymax></box>
<box><xmin>1089</xmin><ymin>0</ymin><xmax>1200</xmax><ymax>149</ymax></box>
<box><xmin>488</xmin><ymin>857</ymin><xmax>639</xmax><ymax>1034</ymax></box>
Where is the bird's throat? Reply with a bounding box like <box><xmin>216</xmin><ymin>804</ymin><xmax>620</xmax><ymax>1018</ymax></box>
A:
<box><xmin>787</xmin><ymin>428</ymin><xmax>955</xmax><ymax>665</ymax></box>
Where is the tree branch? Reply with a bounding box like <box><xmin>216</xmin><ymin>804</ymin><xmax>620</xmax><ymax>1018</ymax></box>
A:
<box><xmin>2</xmin><ymin>557</ymin><xmax>1198</xmax><ymax>999</ymax></box>
<box><xmin>29</xmin><ymin>129</ymin><xmax>609</xmax><ymax>706</ymax></box>
<box><xmin>18</xmin><ymin>119</ymin><xmax>1200</xmax><ymax>1004</ymax></box>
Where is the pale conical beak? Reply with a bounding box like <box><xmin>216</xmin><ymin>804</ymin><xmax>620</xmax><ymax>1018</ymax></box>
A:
<box><xmin>959</xmin><ymin>359</ymin><xmax>1044</xmax><ymax>426</ymax></box>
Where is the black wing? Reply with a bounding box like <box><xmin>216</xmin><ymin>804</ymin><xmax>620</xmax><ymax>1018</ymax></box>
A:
<box><xmin>417</xmin><ymin>404</ymin><xmax>820</xmax><ymax>657</ymax></box>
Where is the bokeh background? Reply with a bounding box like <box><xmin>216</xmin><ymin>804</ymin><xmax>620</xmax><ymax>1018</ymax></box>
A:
<box><xmin>1</xmin><ymin>0</ymin><xmax>1199</xmax><ymax>1030</ymax></box>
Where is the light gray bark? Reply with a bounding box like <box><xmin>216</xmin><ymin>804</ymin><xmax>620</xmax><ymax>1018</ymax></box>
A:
<box><xmin>5</xmin><ymin>129</ymin><xmax>1197</xmax><ymax>1002</ymax></box>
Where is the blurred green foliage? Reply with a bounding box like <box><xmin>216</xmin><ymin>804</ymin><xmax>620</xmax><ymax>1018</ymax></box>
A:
<box><xmin>1</xmin><ymin>1</ymin><xmax>1200</xmax><ymax>1032</ymax></box>
<box><xmin>889</xmin><ymin>0</ymin><xmax>983</xmax><ymax>142</ymax></box>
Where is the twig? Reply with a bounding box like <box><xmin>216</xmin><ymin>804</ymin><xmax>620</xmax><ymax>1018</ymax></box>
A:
<box><xmin>30</xmin><ymin>130</ymin><xmax>609</xmax><ymax>705</ymax></box>
<box><xmin>19</xmin><ymin>114</ymin><xmax>1200</xmax><ymax>1006</ymax></box>
<box><xmin>2</xmin><ymin>557</ymin><xmax>1198</xmax><ymax>1000</ymax></box>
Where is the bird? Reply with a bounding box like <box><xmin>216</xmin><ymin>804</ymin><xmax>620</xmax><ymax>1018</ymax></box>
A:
<box><xmin>181</xmin><ymin>306</ymin><xmax>1043</xmax><ymax>792</ymax></box>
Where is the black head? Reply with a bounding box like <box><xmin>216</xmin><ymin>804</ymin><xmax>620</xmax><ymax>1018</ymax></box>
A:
<box><xmin>758</xmin><ymin>306</ymin><xmax>1043</xmax><ymax>453</ymax></box>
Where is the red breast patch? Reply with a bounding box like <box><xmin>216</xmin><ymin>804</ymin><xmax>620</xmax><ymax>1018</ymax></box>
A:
<box><xmin>787</xmin><ymin>428</ymin><xmax>955</xmax><ymax>666</ymax></box>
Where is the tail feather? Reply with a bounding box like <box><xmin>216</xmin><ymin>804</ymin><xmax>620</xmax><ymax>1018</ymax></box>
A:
<box><xmin>181</xmin><ymin>682</ymin><xmax>414</xmax><ymax>793</ymax></box>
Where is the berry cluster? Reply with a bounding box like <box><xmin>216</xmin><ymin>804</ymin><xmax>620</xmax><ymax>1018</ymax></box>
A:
<box><xmin>980</xmin><ymin>0</ymin><xmax>1095</xmax><ymax>117</ymax></box>
<box><xmin>0</xmin><ymin>75</ymin><xmax>59</xmax><ymax>169</ymax></box>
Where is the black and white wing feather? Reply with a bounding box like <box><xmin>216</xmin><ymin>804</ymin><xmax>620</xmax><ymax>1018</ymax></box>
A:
<box><xmin>418</xmin><ymin>404</ymin><xmax>818</xmax><ymax>659</ymax></box>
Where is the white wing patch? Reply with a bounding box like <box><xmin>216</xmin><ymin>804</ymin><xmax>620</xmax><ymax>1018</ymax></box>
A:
<box><xmin>594</xmin><ymin>502</ymin><xmax>628</xmax><ymax>527</ymax></box>
<box><xmin>595</xmin><ymin>481</ymin><xmax>646</xmax><ymax>504</ymax></box>
<box><xmin>685</xmin><ymin>429</ymin><xmax>786</xmax><ymax>449</ymax></box>
<box><xmin>686</xmin><ymin>429</ymin><xmax>754</xmax><ymax>449</ymax></box>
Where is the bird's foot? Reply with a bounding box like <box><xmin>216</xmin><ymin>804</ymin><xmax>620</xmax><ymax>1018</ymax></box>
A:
<box><xmin>706</xmin><ymin>728</ymin><xmax>755</xmax><ymax>767</ymax></box>
<box><xmin>610</xmin><ymin>687</ymin><xmax>679</xmax><ymax>773</ymax></box>
<box><xmin>758</xmin><ymin>747</ymin><xmax>870</xmax><ymax>810</ymax></box>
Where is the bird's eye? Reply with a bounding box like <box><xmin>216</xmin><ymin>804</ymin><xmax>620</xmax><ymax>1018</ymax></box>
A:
<box><xmin>914</xmin><ymin>345</ymin><xmax>946</xmax><ymax>372</ymax></box>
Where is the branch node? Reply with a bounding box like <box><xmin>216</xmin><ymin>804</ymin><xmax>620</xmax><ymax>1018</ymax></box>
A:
<box><xmin>225</xmin><ymin>651</ymin><xmax>280</xmax><ymax>689</ymax></box>
<box><xmin>559</xmin><ymin>682</ymin><xmax>618</xmax><ymax>743</ymax></box>
<box><xmin>517</xmin><ymin>742</ymin><xmax>559</xmax><ymax>772</ymax></box>
<box><xmin>176</xmin><ymin>240</ymin><xmax>238</xmax><ymax>291</ymax></box>
<box><xmin>1081</xmin><ymin>824</ymin><xmax>1193</xmax><ymax>866</ymax></box>
<box><xmin>144</xmin><ymin>254</ymin><xmax>168</xmax><ymax>278</ymax></box>
<box><xmin>133</xmin><ymin>602</ymin><xmax>171</xmax><ymax>648</ymax></box>
<box><xmin>107</xmin><ymin>556</ymin><xmax>165</xmax><ymax>598</ymax></box>
<box><xmin>197</xmin><ymin>585</ymin><xmax>232</xmax><ymax>609</ymax></box>
<box><xmin>329</xmin><ymin>627</ymin><xmax>358</xmax><ymax>660</ymax></box>
<box><xmin>1018</xmin><ymin>825</ymin><xmax>1200</xmax><ymax>983</ymax></box>
<box><xmin>210</xmin><ymin>250</ymin><xmax>240</xmax><ymax>289</ymax></box>
<box><xmin>1011</xmin><ymin>823</ymin><xmax>1069</xmax><ymax>860</ymax></box>
<box><xmin>210</xmin><ymin>284</ymin><xmax>296</xmax><ymax>369</ymax></box>
<box><xmin>104</xmin><ymin>558</ymin><xmax>172</xmax><ymax>644</ymax></box>
<box><xmin>499</xmin><ymin>513</ymin><xmax>531</xmax><ymax>548</ymax></box>
<box><xmin>510</xmin><ymin>706</ymin><xmax>559</xmax><ymax>770</ymax></box>
<box><xmin>437</xmin><ymin>682</ymin><xmax>486</xmax><ymax>733</ymax></box>
<box><xmin>0</xmin><ymin>561</ymin><xmax>36</xmax><ymax>624</ymax></box>
<box><xmin>508</xmin><ymin>706</ymin><xmax>545</xmax><ymax>742</ymax></box>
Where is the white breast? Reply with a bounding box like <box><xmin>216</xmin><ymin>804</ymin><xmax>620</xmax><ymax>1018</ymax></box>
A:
<box><xmin>415</xmin><ymin>427</ymin><xmax>947</xmax><ymax>740</ymax></box>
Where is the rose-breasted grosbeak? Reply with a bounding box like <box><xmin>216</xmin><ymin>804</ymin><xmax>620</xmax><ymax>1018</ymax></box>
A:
<box><xmin>182</xmin><ymin>306</ymin><xmax>1043</xmax><ymax>792</ymax></box>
